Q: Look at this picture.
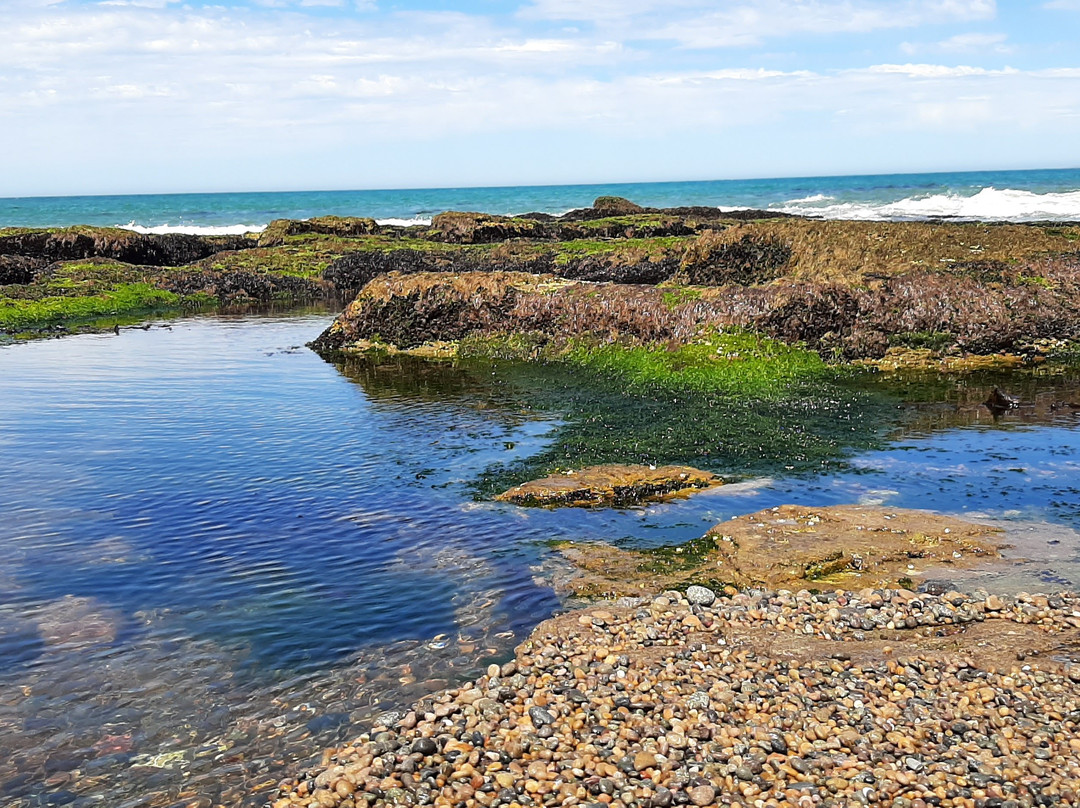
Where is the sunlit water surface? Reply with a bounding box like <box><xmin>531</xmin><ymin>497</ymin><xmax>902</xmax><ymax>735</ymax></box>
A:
<box><xmin>0</xmin><ymin>314</ymin><xmax>1078</xmax><ymax>808</ymax></box>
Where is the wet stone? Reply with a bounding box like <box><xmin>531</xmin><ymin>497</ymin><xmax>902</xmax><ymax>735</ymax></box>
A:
<box><xmin>411</xmin><ymin>738</ymin><xmax>437</xmax><ymax>756</ymax></box>
<box><xmin>684</xmin><ymin>585</ymin><xmax>716</xmax><ymax>607</ymax></box>
<box><xmin>688</xmin><ymin>785</ymin><xmax>716</xmax><ymax>806</ymax></box>
<box><xmin>528</xmin><ymin>706</ymin><xmax>556</xmax><ymax>726</ymax></box>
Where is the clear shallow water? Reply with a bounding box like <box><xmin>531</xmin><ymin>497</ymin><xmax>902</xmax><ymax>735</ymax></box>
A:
<box><xmin>0</xmin><ymin>315</ymin><xmax>1079</xmax><ymax>807</ymax></box>
<box><xmin>1</xmin><ymin>167</ymin><xmax>1079</xmax><ymax>232</ymax></box>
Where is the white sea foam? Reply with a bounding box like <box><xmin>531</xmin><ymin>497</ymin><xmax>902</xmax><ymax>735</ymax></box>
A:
<box><xmin>775</xmin><ymin>187</ymin><xmax>1080</xmax><ymax>222</ymax></box>
<box><xmin>375</xmin><ymin>216</ymin><xmax>433</xmax><ymax>227</ymax></box>
<box><xmin>119</xmin><ymin>221</ymin><xmax>266</xmax><ymax>236</ymax></box>
<box><xmin>785</xmin><ymin>193</ymin><xmax>835</xmax><ymax>204</ymax></box>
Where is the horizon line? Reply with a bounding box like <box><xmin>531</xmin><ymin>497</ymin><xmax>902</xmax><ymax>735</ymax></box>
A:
<box><xmin>3</xmin><ymin>164</ymin><xmax>1079</xmax><ymax>203</ymax></box>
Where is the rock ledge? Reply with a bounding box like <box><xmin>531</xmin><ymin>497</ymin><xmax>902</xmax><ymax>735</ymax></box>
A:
<box><xmin>495</xmin><ymin>464</ymin><xmax>720</xmax><ymax>507</ymax></box>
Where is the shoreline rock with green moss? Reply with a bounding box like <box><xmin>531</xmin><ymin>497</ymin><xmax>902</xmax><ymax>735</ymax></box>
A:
<box><xmin>6</xmin><ymin>198</ymin><xmax>1080</xmax><ymax>355</ymax></box>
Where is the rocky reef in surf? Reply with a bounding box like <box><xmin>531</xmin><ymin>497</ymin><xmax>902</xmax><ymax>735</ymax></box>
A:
<box><xmin>6</xmin><ymin>197</ymin><xmax>1080</xmax><ymax>355</ymax></box>
<box><xmin>310</xmin><ymin>198</ymin><xmax>1080</xmax><ymax>362</ymax></box>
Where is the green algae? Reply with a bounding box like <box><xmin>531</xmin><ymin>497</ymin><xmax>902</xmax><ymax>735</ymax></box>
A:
<box><xmin>376</xmin><ymin>327</ymin><xmax>896</xmax><ymax>496</ymax></box>
<box><xmin>634</xmin><ymin>533</ymin><xmax>722</xmax><ymax>575</ymax></box>
<box><xmin>558</xmin><ymin>330</ymin><xmax>836</xmax><ymax>399</ymax></box>
<box><xmin>472</xmin><ymin>371</ymin><xmax>890</xmax><ymax>497</ymax></box>
<box><xmin>548</xmin><ymin>236</ymin><xmax>690</xmax><ymax>264</ymax></box>
<box><xmin>661</xmin><ymin>288</ymin><xmax>703</xmax><ymax>309</ymax></box>
<box><xmin>0</xmin><ymin>283</ymin><xmax>179</xmax><ymax>330</ymax></box>
<box><xmin>201</xmin><ymin>246</ymin><xmax>335</xmax><ymax>278</ymax></box>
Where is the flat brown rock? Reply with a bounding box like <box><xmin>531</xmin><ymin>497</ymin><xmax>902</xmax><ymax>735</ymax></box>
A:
<box><xmin>495</xmin><ymin>464</ymin><xmax>720</xmax><ymax>507</ymax></box>
<box><xmin>558</xmin><ymin>504</ymin><xmax>1005</xmax><ymax>596</ymax></box>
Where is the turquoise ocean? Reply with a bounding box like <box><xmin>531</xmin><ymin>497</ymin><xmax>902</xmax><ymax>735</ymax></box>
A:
<box><xmin>2</xmin><ymin>167</ymin><xmax>1079</xmax><ymax>234</ymax></box>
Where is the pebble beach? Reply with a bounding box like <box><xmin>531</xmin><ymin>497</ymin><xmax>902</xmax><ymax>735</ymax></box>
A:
<box><xmin>275</xmin><ymin>585</ymin><xmax>1080</xmax><ymax>808</ymax></box>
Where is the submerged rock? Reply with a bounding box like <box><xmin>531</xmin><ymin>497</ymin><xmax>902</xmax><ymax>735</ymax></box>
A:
<box><xmin>986</xmin><ymin>386</ymin><xmax>1021</xmax><ymax>414</ymax></box>
<box><xmin>34</xmin><ymin>594</ymin><xmax>123</xmax><ymax>650</ymax></box>
<box><xmin>495</xmin><ymin>464</ymin><xmax>720</xmax><ymax>507</ymax></box>
<box><xmin>556</xmin><ymin>504</ymin><xmax>1005</xmax><ymax>596</ymax></box>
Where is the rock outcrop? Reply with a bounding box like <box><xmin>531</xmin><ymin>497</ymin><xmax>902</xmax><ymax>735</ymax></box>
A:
<box><xmin>557</xmin><ymin>504</ymin><xmax>1005</xmax><ymax>597</ymax></box>
<box><xmin>258</xmin><ymin>216</ymin><xmax>379</xmax><ymax>247</ymax></box>
<box><xmin>313</xmin><ymin>246</ymin><xmax>1080</xmax><ymax>360</ymax></box>
<box><xmin>0</xmin><ymin>228</ymin><xmax>253</xmax><ymax>267</ymax></box>
<box><xmin>430</xmin><ymin>212</ymin><xmax>549</xmax><ymax>244</ymax></box>
<box><xmin>495</xmin><ymin>464</ymin><xmax>720</xmax><ymax>507</ymax></box>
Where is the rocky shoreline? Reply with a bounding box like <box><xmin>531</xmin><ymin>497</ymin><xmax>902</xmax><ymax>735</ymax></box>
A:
<box><xmin>5</xmin><ymin>199</ymin><xmax>1080</xmax><ymax>360</ymax></box>
<box><xmin>274</xmin><ymin>582</ymin><xmax>1080</xmax><ymax>808</ymax></box>
<box><xmin>6</xmin><ymin>201</ymin><xmax>1080</xmax><ymax>808</ymax></box>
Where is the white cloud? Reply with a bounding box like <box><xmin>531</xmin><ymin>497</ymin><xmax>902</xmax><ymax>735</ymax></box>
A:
<box><xmin>901</xmin><ymin>31</ymin><xmax>1012</xmax><ymax>55</ymax></box>
<box><xmin>938</xmin><ymin>32</ymin><xmax>1009</xmax><ymax>51</ymax></box>
<box><xmin>867</xmin><ymin>63</ymin><xmax>1017</xmax><ymax>77</ymax></box>
<box><xmin>522</xmin><ymin>0</ymin><xmax>998</xmax><ymax>48</ymax></box>
<box><xmin>1</xmin><ymin>0</ymin><xmax>1078</xmax><ymax>195</ymax></box>
<box><xmin>99</xmin><ymin>0</ymin><xmax>180</xmax><ymax>7</ymax></box>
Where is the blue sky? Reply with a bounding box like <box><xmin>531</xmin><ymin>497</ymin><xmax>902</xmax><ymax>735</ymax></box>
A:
<box><xmin>1</xmin><ymin>0</ymin><xmax>1078</xmax><ymax>196</ymax></box>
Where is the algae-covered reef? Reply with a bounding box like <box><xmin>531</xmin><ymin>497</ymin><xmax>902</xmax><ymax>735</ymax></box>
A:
<box><xmin>7</xmin><ymin>199</ymin><xmax>1080</xmax><ymax>346</ymax></box>
<box><xmin>0</xmin><ymin>217</ymin><xmax>405</xmax><ymax>334</ymax></box>
<box><xmin>0</xmin><ymin>226</ymin><xmax>336</xmax><ymax>335</ymax></box>
<box><xmin>304</xmin><ymin>197</ymin><xmax>1080</xmax><ymax>494</ymax></box>
<box><xmin>314</xmin><ymin>215</ymin><xmax>1080</xmax><ymax>361</ymax></box>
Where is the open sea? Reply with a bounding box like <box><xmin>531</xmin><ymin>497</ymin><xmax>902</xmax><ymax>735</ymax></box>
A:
<box><xmin>2</xmin><ymin>167</ymin><xmax>1080</xmax><ymax>234</ymax></box>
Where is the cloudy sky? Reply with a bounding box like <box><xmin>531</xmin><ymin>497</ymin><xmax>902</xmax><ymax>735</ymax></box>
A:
<box><xmin>1</xmin><ymin>0</ymin><xmax>1078</xmax><ymax>196</ymax></box>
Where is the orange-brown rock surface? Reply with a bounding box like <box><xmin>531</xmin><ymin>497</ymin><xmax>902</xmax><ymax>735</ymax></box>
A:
<box><xmin>557</xmin><ymin>504</ymin><xmax>1005</xmax><ymax>597</ymax></box>
<box><xmin>495</xmin><ymin>464</ymin><xmax>720</xmax><ymax>507</ymax></box>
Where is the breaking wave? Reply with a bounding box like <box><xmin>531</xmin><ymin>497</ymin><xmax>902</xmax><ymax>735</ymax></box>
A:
<box><xmin>785</xmin><ymin>193</ymin><xmax>835</xmax><ymax>204</ymax></box>
<box><xmin>119</xmin><ymin>222</ymin><xmax>266</xmax><ymax>236</ymax></box>
<box><xmin>374</xmin><ymin>216</ymin><xmax>433</xmax><ymax>227</ymax></box>
<box><xmin>774</xmin><ymin>187</ymin><xmax>1080</xmax><ymax>222</ymax></box>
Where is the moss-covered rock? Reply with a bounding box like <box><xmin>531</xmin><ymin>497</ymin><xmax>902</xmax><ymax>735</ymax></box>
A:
<box><xmin>429</xmin><ymin>211</ymin><xmax>548</xmax><ymax>244</ymax></box>
<box><xmin>591</xmin><ymin>196</ymin><xmax>645</xmax><ymax>216</ymax></box>
<box><xmin>678</xmin><ymin>231</ymin><xmax>792</xmax><ymax>285</ymax></box>
<box><xmin>0</xmin><ymin>257</ymin><xmax>330</xmax><ymax>334</ymax></box>
<box><xmin>311</xmin><ymin>271</ymin><xmax>562</xmax><ymax>352</ymax></box>
<box><xmin>312</xmin><ymin>245</ymin><xmax>1080</xmax><ymax>360</ymax></box>
<box><xmin>0</xmin><ymin>227</ymin><xmax>254</xmax><ymax>267</ymax></box>
<box><xmin>258</xmin><ymin>216</ymin><xmax>379</xmax><ymax>247</ymax></box>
